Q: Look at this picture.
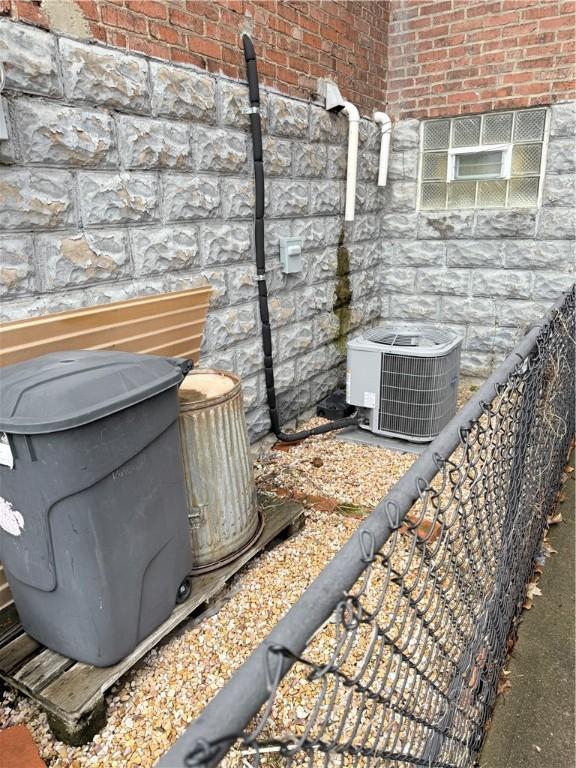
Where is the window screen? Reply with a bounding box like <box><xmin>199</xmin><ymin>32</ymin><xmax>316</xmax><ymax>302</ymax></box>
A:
<box><xmin>455</xmin><ymin>150</ymin><xmax>504</xmax><ymax>180</ymax></box>
<box><xmin>419</xmin><ymin>108</ymin><xmax>547</xmax><ymax>210</ymax></box>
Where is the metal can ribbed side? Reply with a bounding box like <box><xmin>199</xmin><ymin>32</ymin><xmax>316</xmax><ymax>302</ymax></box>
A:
<box><xmin>177</xmin><ymin>370</ymin><xmax>260</xmax><ymax>571</ymax></box>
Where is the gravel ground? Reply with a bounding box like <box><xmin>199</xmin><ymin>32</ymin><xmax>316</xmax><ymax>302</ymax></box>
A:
<box><xmin>0</xmin><ymin>384</ymin><xmax>476</xmax><ymax>767</ymax></box>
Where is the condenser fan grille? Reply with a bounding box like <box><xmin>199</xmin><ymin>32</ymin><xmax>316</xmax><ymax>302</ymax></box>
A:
<box><xmin>366</xmin><ymin>326</ymin><xmax>455</xmax><ymax>349</ymax></box>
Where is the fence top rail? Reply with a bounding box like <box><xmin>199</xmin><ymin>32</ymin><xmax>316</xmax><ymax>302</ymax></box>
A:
<box><xmin>158</xmin><ymin>286</ymin><xmax>575</xmax><ymax>768</ymax></box>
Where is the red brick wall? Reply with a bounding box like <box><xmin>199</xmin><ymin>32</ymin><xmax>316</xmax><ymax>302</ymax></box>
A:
<box><xmin>3</xmin><ymin>0</ymin><xmax>389</xmax><ymax>116</ymax></box>
<box><xmin>387</xmin><ymin>0</ymin><xmax>576</xmax><ymax>120</ymax></box>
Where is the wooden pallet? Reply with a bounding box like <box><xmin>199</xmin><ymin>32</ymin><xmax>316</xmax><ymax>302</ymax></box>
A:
<box><xmin>0</xmin><ymin>495</ymin><xmax>304</xmax><ymax>746</ymax></box>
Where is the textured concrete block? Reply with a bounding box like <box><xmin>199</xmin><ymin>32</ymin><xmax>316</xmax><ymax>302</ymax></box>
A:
<box><xmin>268</xmin><ymin>94</ymin><xmax>308</xmax><ymax>138</ymax></box>
<box><xmin>460</xmin><ymin>350</ymin><xmax>494</xmax><ymax>377</ymax></box>
<box><xmin>200</xmin><ymin>222</ymin><xmax>251</xmax><ymax>265</ymax></box>
<box><xmin>204</xmin><ymin>303</ymin><xmax>257</xmax><ymax>350</ymax></box>
<box><xmin>0</xmin><ymin>235</ymin><xmax>35</xmax><ymax>296</ymax></box>
<box><xmin>537</xmin><ymin>208</ymin><xmax>576</xmax><ymax>239</ymax></box>
<box><xmin>501</xmin><ymin>240</ymin><xmax>575</xmax><ymax>271</ymax></box>
<box><xmin>0</xmin><ymin>20</ymin><xmax>61</xmax><ymax>96</ymax></box>
<box><xmin>15</xmin><ymin>99</ymin><xmax>117</xmax><ymax>167</ymax></box>
<box><xmin>246</xmin><ymin>406</ymin><xmax>271</xmax><ymax>442</ymax></box>
<box><xmin>262</xmin><ymin>219</ymin><xmax>292</xmax><ymax>258</ymax></box>
<box><xmin>294</xmin><ymin>348</ymin><xmax>327</xmax><ymax>385</ymax></box>
<box><xmin>380</xmin><ymin>266</ymin><xmax>416</xmax><ymax>293</ymax></box>
<box><xmin>314</xmin><ymin>311</ymin><xmax>340</xmax><ymax>344</ymax></box>
<box><xmin>0</xmin><ymin>169</ymin><xmax>76</xmax><ymax>230</ymax></box>
<box><xmin>221</xmin><ymin>177</ymin><xmax>254</xmax><ymax>218</ymax></box>
<box><xmin>130</xmin><ymin>226</ymin><xmax>200</xmax><ymax>276</ymax></box>
<box><xmin>474</xmin><ymin>210</ymin><xmax>537</xmax><ymax>238</ymax></box>
<box><xmin>218</xmin><ymin>79</ymin><xmax>249</xmax><ymax>129</ymax></box>
<box><xmin>195</xmin><ymin>127</ymin><xmax>246</xmax><ymax>173</ymax></box>
<box><xmin>394</xmin><ymin>240</ymin><xmax>445</xmax><ymax>266</ymax></box>
<box><xmin>389</xmin><ymin>293</ymin><xmax>440</xmax><ymax>320</ymax></box>
<box><xmin>547</xmin><ymin>139</ymin><xmax>576</xmax><ymax>174</ymax></box>
<box><xmin>117</xmin><ymin>115</ymin><xmax>191</xmax><ymax>169</ymax></box>
<box><xmin>36</xmin><ymin>230</ymin><xmax>130</xmax><ymax>289</ymax></box>
<box><xmin>273</xmin><ymin>358</ymin><xmax>297</xmax><ymax>390</ymax></box>
<box><xmin>391</xmin><ymin>118</ymin><xmax>420</xmax><ymax>150</ymax></box>
<box><xmin>472</xmin><ymin>269</ymin><xmax>532</xmax><ymax>299</ymax></box>
<box><xmin>239</xmin><ymin>374</ymin><xmax>261</xmax><ymax>409</ymax></box>
<box><xmin>327</xmin><ymin>146</ymin><xmax>347</xmax><ymax>179</ymax></box>
<box><xmin>324</xmin><ymin>216</ymin><xmax>343</xmax><ymax>245</ymax></box>
<box><xmin>355</xmin><ymin>183</ymin><xmax>379</xmax><ymax>213</ymax></box>
<box><xmin>353</xmin><ymin>214</ymin><xmax>379</xmax><ymax>241</ymax></box>
<box><xmin>163</xmin><ymin>174</ymin><xmax>220</xmax><ymax>221</ymax></box>
<box><xmin>358</xmin><ymin>151</ymin><xmax>380</xmax><ymax>182</ymax></box>
<box><xmin>350</xmin><ymin>268</ymin><xmax>377</xmax><ymax>298</ymax></box>
<box><xmin>306</xmin><ymin>247</ymin><xmax>338</xmax><ymax>284</ymax></box>
<box><xmin>416</xmin><ymin>267</ymin><xmax>469</xmax><ymax>296</ymax></box>
<box><xmin>61</xmin><ymin>38</ymin><xmax>149</xmax><ymax>111</ymax></box>
<box><xmin>531</xmin><ymin>272</ymin><xmax>575</xmax><ymax>300</ymax></box>
<box><xmin>276</xmin><ymin>321</ymin><xmax>314</xmax><ymax>355</ymax></box>
<box><xmin>200</xmin><ymin>347</ymin><xmax>235</xmax><ymax>372</ymax></box>
<box><xmin>497</xmin><ymin>299</ymin><xmax>550</xmax><ymax>326</ymax></box>
<box><xmin>292</xmin><ymin>217</ymin><xmax>325</xmax><ymax>250</ymax></box>
<box><xmin>442</xmin><ymin>296</ymin><xmax>496</xmax><ymax>324</ymax></box>
<box><xmin>163</xmin><ymin>270</ymin><xmax>225</xmax><ymax>308</ymax></box>
<box><xmin>467</xmin><ymin>325</ymin><xmax>520</xmax><ymax>353</ymax></box>
<box><xmin>446</xmin><ymin>241</ymin><xmax>502</xmax><ymax>268</ymax></box>
<box><xmin>262</xmin><ymin>136</ymin><xmax>292</xmax><ymax>176</ymax></box>
<box><xmin>381</xmin><ymin>212</ymin><xmax>418</xmax><ymax>239</ymax></box>
<box><xmin>387</xmin><ymin>149</ymin><xmax>418</xmax><ymax>181</ymax></box>
<box><xmin>310</xmin><ymin>106</ymin><xmax>347</xmax><ymax>143</ymax></box>
<box><xmin>293</xmin><ymin>142</ymin><xmax>327</xmax><ymax>178</ymax></box>
<box><xmin>309</xmin><ymin>180</ymin><xmax>340</xmax><ymax>214</ymax></box>
<box><xmin>382</xmin><ymin>180</ymin><xmax>417</xmax><ymax>211</ymax></box>
<box><xmin>226</xmin><ymin>265</ymin><xmax>256</xmax><ymax>304</ymax></box>
<box><xmin>276</xmin><ymin>383</ymin><xmax>312</xmax><ymax>423</ymax></box>
<box><xmin>150</xmin><ymin>61</ymin><xmax>215</xmax><ymax>122</ymax></box>
<box><xmin>268</xmin><ymin>180</ymin><xmax>309</xmax><ymax>217</ymax></box>
<box><xmin>233</xmin><ymin>338</ymin><xmax>263</xmax><ymax>379</ymax></box>
<box><xmin>78</xmin><ymin>172</ymin><xmax>158</xmax><ymax>225</ymax></box>
<box><xmin>418</xmin><ymin>211</ymin><xmax>474</xmax><ymax>239</ymax></box>
<box><xmin>542</xmin><ymin>173</ymin><xmax>575</xmax><ymax>207</ymax></box>
<box><xmin>268</xmin><ymin>293</ymin><xmax>298</xmax><ymax>326</ymax></box>
<box><xmin>550</xmin><ymin>102</ymin><xmax>576</xmax><ymax>138</ymax></box>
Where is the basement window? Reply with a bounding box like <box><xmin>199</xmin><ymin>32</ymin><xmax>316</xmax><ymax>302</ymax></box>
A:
<box><xmin>419</xmin><ymin>108</ymin><xmax>548</xmax><ymax>210</ymax></box>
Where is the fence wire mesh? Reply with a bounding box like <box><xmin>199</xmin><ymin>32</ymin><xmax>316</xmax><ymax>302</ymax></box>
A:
<box><xmin>160</xmin><ymin>287</ymin><xmax>575</xmax><ymax>768</ymax></box>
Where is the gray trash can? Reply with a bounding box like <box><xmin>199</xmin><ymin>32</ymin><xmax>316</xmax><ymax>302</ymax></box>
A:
<box><xmin>0</xmin><ymin>350</ymin><xmax>193</xmax><ymax>666</ymax></box>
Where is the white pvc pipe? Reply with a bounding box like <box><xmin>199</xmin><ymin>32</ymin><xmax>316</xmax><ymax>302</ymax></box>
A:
<box><xmin>342</xmin><ymin>101</ymin><xmax>360</xmax><ymax>221</ymax></box>
<box><xmin>373</xmin><ymin>111</ymin><xmax>392</xmax><ymax>187</ymax></box>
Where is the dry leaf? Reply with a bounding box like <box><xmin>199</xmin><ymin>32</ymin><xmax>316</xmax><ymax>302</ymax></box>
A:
<box><xmin>497</xmin><ymin>677</ymin><xmax>512</xmax><ymax>697</ymax></box>
<box><xmin>526</xmin><ymin>583</ymin><xmax>542</xmax><ymax>600</ymax></box>
<box><xmin>548</xmin><ymin>512</ymin><xmax>563</xmax><ymax>525</ymax></box>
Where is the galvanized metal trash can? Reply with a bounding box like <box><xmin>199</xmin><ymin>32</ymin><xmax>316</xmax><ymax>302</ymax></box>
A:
<box><xmin>178</xmin><ymin>369</ymin><xmax>262</xmax><ymax>572</ymax></box>
<box><xmin>0</xmin><ymin>350</ymin><xmax>193</xmax><ymax>667</ymax></box>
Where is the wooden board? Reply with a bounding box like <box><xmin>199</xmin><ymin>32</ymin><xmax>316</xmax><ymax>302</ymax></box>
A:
<box><xmin>0</xmin><ymin>286</ymin><xmax>212</xmax><ymax>368</ymax></box>
<box><xmin>0</xmin><ymin>286</ymin><xmax>212</xmax><ymax>610</ymax></box>
<box><xmin>0</xmin><ymin>497</ymin><xmax>303</xmax><ymax>744</ymax></box>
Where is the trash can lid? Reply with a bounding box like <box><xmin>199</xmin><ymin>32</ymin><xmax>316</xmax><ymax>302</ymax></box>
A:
<box><xmin>0</xmin><ymin>350</ymin><xmax>183</xmax><ymax>434</ymax></box>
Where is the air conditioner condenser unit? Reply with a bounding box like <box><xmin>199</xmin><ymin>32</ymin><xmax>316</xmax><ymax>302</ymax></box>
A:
<box><xmin>346</xmin><ymin>325</ymin><xmax>462</xmax><ymax>442</ymax></box>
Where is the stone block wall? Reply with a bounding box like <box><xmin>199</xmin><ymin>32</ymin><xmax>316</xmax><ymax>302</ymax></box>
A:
<box><xmin>0</xmin><ymin>20</ymin><xmax>384</xmax><ymax>439</ymax></box>
<box><xmin>379</xmin><ymin>101</ymin><xmax>575</xmax><ymax>376</ymax></box>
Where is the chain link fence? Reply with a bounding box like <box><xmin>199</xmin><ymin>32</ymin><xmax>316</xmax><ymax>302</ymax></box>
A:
<box><xmin>160</xmin><ymin>287</ymin><xmax>575</xmax><ymax>768</ymax></box>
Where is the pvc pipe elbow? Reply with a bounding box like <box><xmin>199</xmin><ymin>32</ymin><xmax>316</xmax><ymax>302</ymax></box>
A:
<box><xmin>373</xmin><ymin>111</ymin><xmax>392</xmax><ymax>187</ymax></box>
<box><xmin>342</xmin><ymin>101</ymin><xmax>360</xmax><ymax>123</ymax></box>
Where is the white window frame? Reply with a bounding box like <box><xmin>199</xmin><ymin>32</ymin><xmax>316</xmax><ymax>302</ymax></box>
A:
<box><xmin>447</xmin><ymin>145</ymin><xmax>512</xmax><ymax>183</ymax></box>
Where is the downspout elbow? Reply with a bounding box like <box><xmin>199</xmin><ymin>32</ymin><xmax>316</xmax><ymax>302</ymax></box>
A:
<box><xmin>373</xmin><ymin>111</ymin><xmax>392</xmax><ymax>187</ymax></box>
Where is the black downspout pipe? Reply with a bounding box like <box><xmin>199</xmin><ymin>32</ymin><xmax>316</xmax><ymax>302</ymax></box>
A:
<box><xmin>242</xmin><ymin>34</ymin><xmax>359</xmax><ymax>442</ymax></box>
